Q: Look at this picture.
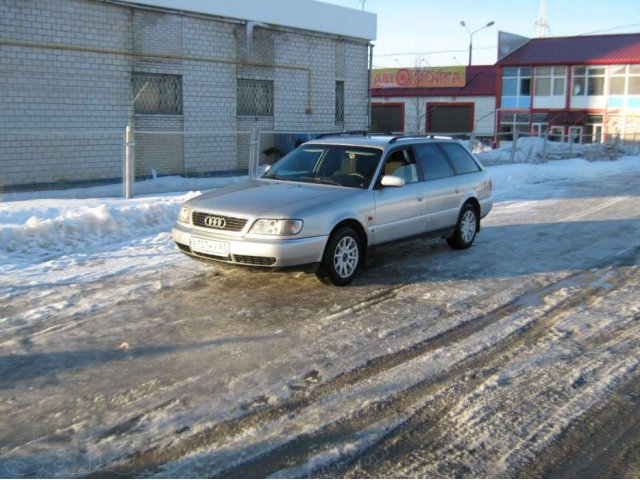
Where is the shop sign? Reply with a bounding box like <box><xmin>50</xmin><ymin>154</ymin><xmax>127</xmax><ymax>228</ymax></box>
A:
<box><xmin>372</xmin><ymin>67</ymin><xmax>466</xmax><ymax>88</ymax></box>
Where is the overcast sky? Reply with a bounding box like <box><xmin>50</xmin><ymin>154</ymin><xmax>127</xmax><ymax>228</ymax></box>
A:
<box><xmin>323</xmin><ymin>0</ymin><xmax>640</xmax><ymax>67</ymax></box>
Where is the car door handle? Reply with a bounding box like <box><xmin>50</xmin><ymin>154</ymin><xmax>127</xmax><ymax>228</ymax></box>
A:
<box><xmin>416</xmin><ymin>196</ymin><xmax>424</xmax><ymax>202</ymax></box>
<box><xmin>454</xmin><ymin>188</ymin><xmax>460</xmax><ymax>194</ymax></box>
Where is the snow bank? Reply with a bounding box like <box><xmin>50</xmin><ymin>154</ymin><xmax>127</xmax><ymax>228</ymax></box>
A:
<box><xmin>489</xmin><ymin>156</ymin><xmax>640</xmax><ymax>196</ymax></box>
<box><xmin>0</xmin><ymin>193</ymin><xmax>200</xmax><ymax>260</ymax></box>
<box><xmin>1</xmin><ymin>157</ymin><xmax>639</xmax><ymax>262</ymax></box>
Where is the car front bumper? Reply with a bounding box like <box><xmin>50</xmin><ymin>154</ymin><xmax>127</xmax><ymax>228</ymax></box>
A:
<box><xmin>171</xmin><ymin>223</ymin><xmax>328</xmax><ymax>268</ymax></box>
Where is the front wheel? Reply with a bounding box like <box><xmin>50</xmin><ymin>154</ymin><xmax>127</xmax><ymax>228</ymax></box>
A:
<box><xmin>447</xmin><ymin>203</ymin><xmax>478</xmax><ymax>250</ymax></box>
<box><xmin>319</xmin><ymin>227</ymin><xmax>362</xmax><ymax>286</ymax></box>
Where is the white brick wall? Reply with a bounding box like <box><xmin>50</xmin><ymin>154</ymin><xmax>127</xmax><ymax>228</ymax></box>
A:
<box><xmin>0</xmin><ymin>0</ymin><xmax>371</xmax><ymax>188</ymax></box>
<box><xmin>1</xmin><ymin>0</ymin><xmax>131</xmax><ymax>186</ymax></box>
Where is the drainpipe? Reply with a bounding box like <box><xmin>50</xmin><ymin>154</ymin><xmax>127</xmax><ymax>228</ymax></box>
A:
<box><xmin>246</xmin><ymin>21</ymin><xmax>269</xmax><ymax>49</ymax></box>
<box><xmin>368</xmin><ymin>43</ymin><xmax>374</xmax><ymax>131</ymax></box>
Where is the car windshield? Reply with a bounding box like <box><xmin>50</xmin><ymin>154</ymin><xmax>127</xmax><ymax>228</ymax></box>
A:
<box><xmin>262</xmin><ymin>144</ymin><xmax>382</xmax><ymax>189</ymax></box>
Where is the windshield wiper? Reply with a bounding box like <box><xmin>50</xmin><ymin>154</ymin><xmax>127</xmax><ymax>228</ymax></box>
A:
<box><xmin>298</xmin><ymin>176</ymin><xmax>342</xmax><ymax>186</ymax></box>
<box><xmin>264</xmin><ymin>174</ymin><xmax>289</xmax><ymax>181</ymax></box>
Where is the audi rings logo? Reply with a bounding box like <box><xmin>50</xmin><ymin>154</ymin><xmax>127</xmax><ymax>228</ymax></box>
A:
<box><xmin>204</xmin><ymin>216</ymin><xmax>227</xmax><ymax>229</ymax></box>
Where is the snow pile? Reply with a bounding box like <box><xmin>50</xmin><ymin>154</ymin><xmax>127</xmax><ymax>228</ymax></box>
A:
<box><xmin>489</xmin><ymin>156</ymin><xmax>640</xmax><ymax>199</ymax></box>
<box><xmin>2</xmin><ymin>156</ymin><xmax>640</xmax><ymax>262</ymax></box>
<box><xmin>0</xmin><ymin>193</ymin><xmax>200</xmax><ymax>260</ymax></box>
<box><xmin>478</xmin><ymin>137</ymin><xmax>634</xmax><ymax>165</ymax></box>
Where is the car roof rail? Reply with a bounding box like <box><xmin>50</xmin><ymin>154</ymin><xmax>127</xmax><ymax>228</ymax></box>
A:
<box><xmin>388</xmin><ymin>134</ymin><xmax>454</xmax><ymax>144</ymax></box>
<box><xmin>315</xmin><ymin>130</ymin><xmax>369</xmax><ymax>139</ymax></box>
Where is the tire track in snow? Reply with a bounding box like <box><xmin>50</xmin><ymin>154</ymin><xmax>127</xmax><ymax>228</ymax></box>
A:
<box><xmin>88</xmin><ymin>246</ymin><xmax>640</xmax><ymax>478</ymax></box>
<box><xmin>326</xmin><ymin>269</ymin><xmax>639</xmax><ymax>478</ymax></box>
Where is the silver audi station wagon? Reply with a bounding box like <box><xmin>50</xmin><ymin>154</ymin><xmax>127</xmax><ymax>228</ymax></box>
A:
<box><xmin>172</xmin><ymin>134</ymin><xmax>493</xmax><ymax>285</ymax></box>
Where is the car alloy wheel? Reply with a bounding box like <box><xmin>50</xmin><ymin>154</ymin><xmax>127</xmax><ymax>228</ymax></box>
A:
<box><xmin>334</xmin><ymin>235</ymin><xmax>359</xmax><ymax>279</ymax></box>
<box><xmin>320</xmin><ymin>226</ymin><xmax>362</xmax><ymax>286</ymax></box>
<box><xmin>460</xmin><ymin>209</ymin><xmax>477</xmax><ymax>244</ymax></box>
<box><xmin>447</xmin><ymin>203</ymin><xmax>478</xmax><ymax>250</ymax></box>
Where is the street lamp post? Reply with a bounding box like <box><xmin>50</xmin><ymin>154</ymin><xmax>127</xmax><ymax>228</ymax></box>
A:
<box><xmin>460</xmin><ymin>20</ymin><xmax>495</xmax><ymax>66</ymax></box>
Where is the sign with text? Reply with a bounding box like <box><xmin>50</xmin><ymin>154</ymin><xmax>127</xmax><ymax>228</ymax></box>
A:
<box><xmin>371</xmin><ymin>67</ymin><xmax>466</xmax><ymax>88</ymax></box>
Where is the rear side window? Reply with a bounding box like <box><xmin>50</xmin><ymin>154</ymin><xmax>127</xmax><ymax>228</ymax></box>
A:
<box><xmin>440</xmin><ymin>143</ymin><xmax>480</xmax><ymax>174</ymax></box>
<box><xmin>414</xmin><ymin>144</ymin><xmax>453</xmax><ymax>181</ymax></box>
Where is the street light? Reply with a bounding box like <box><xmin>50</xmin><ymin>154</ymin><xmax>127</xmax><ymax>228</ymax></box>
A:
<box><xmin>460</xmin><ymin>20</ymin><xmax>495</xmax><ymax>66</ymax></box>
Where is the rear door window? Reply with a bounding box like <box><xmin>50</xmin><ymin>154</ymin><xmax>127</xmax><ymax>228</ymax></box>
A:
<box><xmin>414</xmin><ymin>143</ymin><xmax>453</xmax><ymax>181</ymax></box>
<box><xmin>440</xmin><ymin>143</ymin><xmax>480</xmax><ymax>174</ymax></box>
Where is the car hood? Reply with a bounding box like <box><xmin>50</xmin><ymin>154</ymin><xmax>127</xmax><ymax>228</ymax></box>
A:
<box><xmin>186</xmin><ymin>179</ymin><xmax>357</xmax><ymax>217</ymax></box>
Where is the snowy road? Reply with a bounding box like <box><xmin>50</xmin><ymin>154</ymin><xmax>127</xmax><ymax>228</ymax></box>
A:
<box><xmin>1</xmin><ymin>161</ymin><xmax>639</xmax><ymax>477</ymax></box>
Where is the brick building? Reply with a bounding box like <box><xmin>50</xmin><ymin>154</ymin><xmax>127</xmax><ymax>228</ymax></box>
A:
<box><xmin>0</xmin><ymin>0</ymin><xmax>376</xmax><ymax>189</ymax></box>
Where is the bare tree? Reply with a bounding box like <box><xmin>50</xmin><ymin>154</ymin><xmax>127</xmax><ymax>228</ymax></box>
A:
<box><xmin>406</xmin><ymin>58</ymin><xmax>428</xmax><ymax>134</ymax></box>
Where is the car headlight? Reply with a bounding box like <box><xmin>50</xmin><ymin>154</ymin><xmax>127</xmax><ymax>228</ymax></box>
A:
<box><xmin>178</xmin><ymin>206</ymin><xmax>191</xmax><ymax>224</ymax></box>
<box><xmin>250</xmin><ymin>219</ymin><xmax>303</xmax><ymax>236</ymax></box>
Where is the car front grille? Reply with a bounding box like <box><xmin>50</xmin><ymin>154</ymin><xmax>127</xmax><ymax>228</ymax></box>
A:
<box><xmin>192</xmin><ymin>212</ymin><xmax>248</xmax><ymax>232</ymax></box>
<box><xmin>233</xmin><ymin>255</ymin><xmax>277</xmax><ymax>266</ymax></box>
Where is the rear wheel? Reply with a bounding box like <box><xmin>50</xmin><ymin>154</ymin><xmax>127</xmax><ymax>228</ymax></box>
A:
<box><xmin>319</xmin><ymin>227</ymin><xmax>362</xmax><ymax>286</ymax></box>
<box><xmin>447</xmin><ymin>203</ymin><xmax>478</xmax><ymax>250</ymax></box>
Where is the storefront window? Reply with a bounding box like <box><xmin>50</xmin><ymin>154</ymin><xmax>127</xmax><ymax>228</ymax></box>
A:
<box><xmin>501</xmin><ymin>68</ymin><xmax>531</xmax><ymax>108</ymax></box>
<box><xmin>534</xmin><ymin>66</ymin><xmax>566</xmax><ymax>96</ymax></box>
<box><xmin>572</xmin><ymin>66</ymin><xmax>605</xmax><ymax>96</ymax></box>
<box><xmin>499</xmin><ymin>112</ymin><xmax>530</xmax><ymax>140</ymax></box>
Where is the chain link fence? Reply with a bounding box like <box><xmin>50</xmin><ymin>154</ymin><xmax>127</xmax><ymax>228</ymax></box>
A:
<box><xmin>479</xmin><ymin>130</ymin><xmax>640</xmax><ymax>166</ymax></box>
<box><xmin>0</xmin><ymin>130</ymin><xmax>125</xmax><ymax>194</ymax></box>
<box><xmin>3</xmin><ymin>127</ymin><xmax>639</xmax><ymax>198</ymax></box>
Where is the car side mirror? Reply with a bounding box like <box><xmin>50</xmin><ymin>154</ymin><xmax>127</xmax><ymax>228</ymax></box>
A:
<box><xmin>380</xmin><ymin>175</ymin><xmax>405</xmax><ymax>187</ymax></box>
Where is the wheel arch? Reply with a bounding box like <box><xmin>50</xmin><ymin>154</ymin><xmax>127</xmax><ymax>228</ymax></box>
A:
<box><xmin>328</xmin><ymin>219</ymin><xmax>369</xmax><ymax>264</ymax></box>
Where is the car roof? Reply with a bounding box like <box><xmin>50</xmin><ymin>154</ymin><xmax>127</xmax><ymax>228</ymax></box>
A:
<box><xmin>306</xmin><ymin>134</ymin><xmax>459</xmax><ymax>149</ymax></box>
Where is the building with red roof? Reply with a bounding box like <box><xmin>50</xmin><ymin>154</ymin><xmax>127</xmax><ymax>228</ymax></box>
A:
<box><xmin>370</xmin><ymin>65</ymin><xmax>497</xmax><ymax>138</ymax></box>
<box><xmin>496</xmin><ymin>31</ymin><xmax>640</xmax><ymax>144</ymax></box>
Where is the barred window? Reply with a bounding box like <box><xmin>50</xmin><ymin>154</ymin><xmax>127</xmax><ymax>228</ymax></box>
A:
<box><xmin>335</xmin><ymin>81</ymin><xmax>345</xmax><ymax>123</ymax></box>
<box><xmin>238</xmin><ymin>79</ymin><xmax>274</xmax><ymax>116</ymax></box>
<box><xmin>132</xmin><ymin>73</ymin><xmax>182</xmax><ymax>115</ymax></box>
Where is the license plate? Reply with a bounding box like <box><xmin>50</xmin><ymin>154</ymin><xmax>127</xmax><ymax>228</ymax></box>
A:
<box><xmin>190</xmin><ymin>237</ymin><xmax>229</xmax><ymax>257</ymax></box>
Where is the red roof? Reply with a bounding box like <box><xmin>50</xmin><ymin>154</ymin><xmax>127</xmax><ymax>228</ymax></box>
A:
<box><xmin>371</xmin><ymin>65</ymin><xmax>496</xmax><ymax>97</ymax></box>
<box><xmin>499</xmin><ymin>33</ymin><xmax>640</xmax><ymax>66</ymax></box>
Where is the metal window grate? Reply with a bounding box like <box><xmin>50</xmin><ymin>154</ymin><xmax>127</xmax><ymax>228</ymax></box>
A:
<box><xmin>237</xmin><ymin>79</ymin><xmax>274</xmax><ymax>116</ymax></box>
<box><xmin>335</xmin><ymin>81</ymin><xmax>345</xmax><ymax>123</ymax></box>
<box><xmin>132</xmin><ymin>73</ymin><xmax>183</xmax><ymax>115</ymax></box>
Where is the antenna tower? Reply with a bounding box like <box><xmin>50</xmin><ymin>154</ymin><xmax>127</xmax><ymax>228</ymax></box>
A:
<box><xmin>535</xmin><ymin>0</ymin><xmax>550</xmax><ymax>37</ymax></box>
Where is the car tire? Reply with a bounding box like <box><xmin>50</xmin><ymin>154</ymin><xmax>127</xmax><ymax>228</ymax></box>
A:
<box><xmin>447</xmin><ymin>203</ymin><xmax>478</xmax><ymax>250</ymax></box>
<box><xmin>319</xmin><ymin>226</ymin><xmax>362</xmax><ymax>286</ymax></box>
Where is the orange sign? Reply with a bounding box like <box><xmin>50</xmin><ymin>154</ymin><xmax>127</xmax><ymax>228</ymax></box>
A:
<box><xmin>371</xmin><ymin>67</ymin><xmax>466</xmax><ymax>88</ymax></box>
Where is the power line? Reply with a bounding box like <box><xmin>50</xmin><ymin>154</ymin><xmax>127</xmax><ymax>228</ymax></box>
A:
<box><xmin>374</xmin><ymin>45</ymin><xmax>495</xmax><ymax>58</ymax></box>
<box><xmin>579</xmin><ymin>22</ymin><xmax>640</xmax><ymax>36</ymax></box>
